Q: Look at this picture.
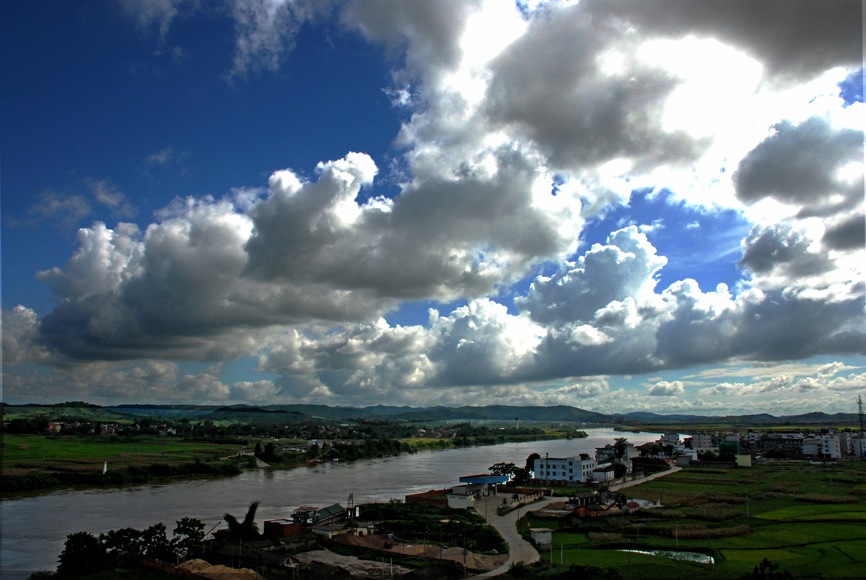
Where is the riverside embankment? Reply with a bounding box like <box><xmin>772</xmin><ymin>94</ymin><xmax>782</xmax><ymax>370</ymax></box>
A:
<box><xmin>2</xmin><ymin>429</ymin><xmax>661</xmax><ymax>575</ymax></box>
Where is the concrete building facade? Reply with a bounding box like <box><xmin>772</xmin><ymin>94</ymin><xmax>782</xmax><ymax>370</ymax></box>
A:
<box><xmin>534</xmin><ymin>454</ymin><xmax>596</xmax><ymax>483</ymax></box>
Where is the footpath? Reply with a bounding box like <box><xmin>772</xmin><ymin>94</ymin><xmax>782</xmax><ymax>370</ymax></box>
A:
<box><xmin>472</xmin><ymin>466</ymin><xmax>681</xmax><ymax>577</ymax></box>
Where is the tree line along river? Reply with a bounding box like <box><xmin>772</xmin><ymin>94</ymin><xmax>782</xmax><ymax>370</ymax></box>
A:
<box><xmin>2</xmin><ymin>428</ymin><xmax>661</xmax><ymax>576</ymax></box>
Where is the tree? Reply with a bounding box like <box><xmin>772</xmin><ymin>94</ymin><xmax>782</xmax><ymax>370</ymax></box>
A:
<box><xmin>263</xmin><ymin>442</ymin><xmax>277</xmax><ymax>461</ymax></box>
<box><xmin>139</xmin><ymin>523</ymin><xmax>173</xmax><ymax>561</ymax></box>
<box><xmin>224</xmin><ymin>501</ymin><xmax>261</xmax><ymax>540</ymax></box>
<box><xmin>6</xmin><ymin>417</ymin><xmax>49</xmax><ymax>434</ymax></box>
<box><xmin>489</xmin><ymin>462</ymin><xmax>517</xmax><ymax>477</ymax></box>
<box><xmin>307</xmin><ymin>443</ymin><xmax>320</xmax><ymax>459</ymax></box>
<box><xmin>613</xmin><ymin>437</ymin><xmax>629</xmax><ymax>460</ymax></box>
<box><xmin>172</xmin><ymin>517</ymin><xmax>205</xmax><ymax>560</ymax></box>
<box><xmin>100</xmin><ymin>527</ymin><xmax>142</xmax><ymax>568</ymax></box>
<box><xmin>525</xmin><ymin>453</ymin><xmax>540</xmax><ymax>474</ymax></box>
<box><xmin>57</xmin><ymin>531</ymin><xmax>106</xmax><ymax>577</ymax></box>
<box><xmin>511</xmin><ymin>467</ymin><xmax>532</xmax><ymax>485</ymax></box>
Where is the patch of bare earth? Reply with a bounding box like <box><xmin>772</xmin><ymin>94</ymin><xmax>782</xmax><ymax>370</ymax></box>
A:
<box><xmin>334</xmin><ymin>533</ymin><xmax>508</xmax><ymax>571</ymax></box>
<box><xmin>179</xmin><ymin>558</ymin><xmax>264</xmax><ymax>579</ymax></box>
<box><xmin>294</xmin><ymin>549</ymin><xmax>414</xmax><ymax>578</ymax></box>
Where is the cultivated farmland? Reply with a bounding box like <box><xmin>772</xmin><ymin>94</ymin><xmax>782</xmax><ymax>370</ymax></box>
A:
<box><xmin>519</xmin><ymin>461</ymin><xmax>866</xmax><ymax>578</ymax></box>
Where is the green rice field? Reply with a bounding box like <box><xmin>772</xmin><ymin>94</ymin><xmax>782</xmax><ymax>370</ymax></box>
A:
<box><xmin>520</xmin><ymin>461</ymin><xmax>866</xmax><ymax>578</ymax></box>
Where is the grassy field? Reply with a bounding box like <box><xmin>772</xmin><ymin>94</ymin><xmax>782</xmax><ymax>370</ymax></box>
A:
<box><xmin>519</xmin><ymin>461</ymin><xmax>866</xmax><ymax>578</ymax></box>
<box><xmin>1</xmin><ymin>433</ymin><xmax>248</xmax><ymax>495</ymax></box>
<box><xmin>3</xmin><ymin>433</ymin><xmax>241</xmax><ymax>463</ymax></box>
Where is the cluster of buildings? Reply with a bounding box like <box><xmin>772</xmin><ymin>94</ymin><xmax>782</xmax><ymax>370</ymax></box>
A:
<box><xmin>532</xmin><ymin>440</ymin><xmax>640</xmax><ymax>485</ymax></box>
<box><xmin>263</xmin><ymin>503</ymin><xmax>357</xmax><ymax>539</ymax></box>
<box><xmin>530</xmin><ymin>428</ymin><xmax>866</xmax><ymax>486</ymax></box>
<box><xmin>45</xmin><ymin>420</ymin><xmax>179</xmax><ymax>436</ymax></box>
<box><xmin>685</xmin><ymin>429</ymin><xmax>866</xmax><ymax>461</ymax></box>
<box><xmin>644</xmin><ymin>429</ymin><xmax>866</xmax><ymax>464</ymax></box>
<box><xmin>405</xmin><ymin>474</ymin><xmax>512</xmax><ymax>509</ymax></box>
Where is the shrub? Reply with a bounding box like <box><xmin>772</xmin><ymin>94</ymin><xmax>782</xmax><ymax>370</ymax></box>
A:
<box><xmin>507</xmin><ymin>561</ymin><xmax>534</xmax><ymax>577</ymax></box>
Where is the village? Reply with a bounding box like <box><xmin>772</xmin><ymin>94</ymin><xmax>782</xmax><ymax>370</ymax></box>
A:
<box><xmin>173</xmin><ymin>428</ymin><xmax>866</xmax><ymax>578</ymax></box>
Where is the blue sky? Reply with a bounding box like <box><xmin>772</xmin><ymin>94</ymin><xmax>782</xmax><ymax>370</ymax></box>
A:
<box><xmin>2</xmin><ymin>0</ymin><xmax>864</xmax><ymax>415</ymax></box>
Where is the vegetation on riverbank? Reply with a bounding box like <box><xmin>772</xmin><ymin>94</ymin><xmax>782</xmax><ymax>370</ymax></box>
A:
<box><xmin>511</xmin><ymin>460</ymin><xmax>866</xmax><ymax>578</ymax></box>
<box><xmin>361</xmin><ymin>502</ymin><xmax>507</xmax><ymax>554</ymax></box>
<box><xmin>1</xmin><ymin>433</ymin><xmax>246</xmax><ymax>495</ymax></box>
<box><xmin>1</xmin><ymin>420</ymin><xmax>582</xmax><ymax>497</ymax></box>
<box><xmin>37</xmin><ymin>500</ymin><xmax>505</xmax><ymax>579</ymax></box>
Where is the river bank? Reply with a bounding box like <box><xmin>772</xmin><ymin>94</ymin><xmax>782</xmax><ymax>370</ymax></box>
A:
<box><xmin>2</xmin><ymin>429</ymin><xmax>660</xmax><ymax>575</ymax></box>
<box><xmin>1</xmin><ymin>428</ymin><xmax>587</xmax><ymax>498</ymax></box>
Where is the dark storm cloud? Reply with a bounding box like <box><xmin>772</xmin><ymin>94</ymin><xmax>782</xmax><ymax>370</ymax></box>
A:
<box><xmin>246</xmin><ymin>149</ymin><xmax>579</xmax><ymax>301</ymax></box>
<box><xmin>340</xmin><ymin>0</ymin><xmax>477</xmax><ymax>73</ymax></box>
<box><xmin>655</xmin><ymin>284</ymin><xmax>866</xmax><ymax>367</ymax></box>
<box><xmin>581</xmin><ymin>0</ymin><xmax>863</xmax><ymax>79</ymax></box>
<box><xmin>485</xmin><ymin>7</ymin><xmax>701</xmax><ymax>171</ymax></box>
<box><xmin>738</xmin><ymin>224</ymin><xmax>831</xmax><ymax>277</ymax></box>
<box><xmin>734</xmin><ymin>117</ymin><xmax>863</xmax><ymax>210</ymax></box>
<box><xmin>823</xmin><ymin>213</ymin><xmax>866</xmax><ymax>250</ymax></box>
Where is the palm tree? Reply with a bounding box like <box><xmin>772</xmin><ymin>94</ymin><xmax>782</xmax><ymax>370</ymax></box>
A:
<box><xmin>224</xmin><ymin>500</ymin><xmax>261</xmax><ymax>540</ymax></box>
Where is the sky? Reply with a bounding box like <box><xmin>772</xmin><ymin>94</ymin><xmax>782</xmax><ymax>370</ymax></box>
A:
<box><xmin>2</xmin><ymin>0</ymin><xmax>864</xmax><ymax>416</ymax></box>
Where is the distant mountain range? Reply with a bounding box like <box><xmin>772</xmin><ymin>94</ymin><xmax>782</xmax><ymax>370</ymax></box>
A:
<box><xmin>2</xmin><ymin>402</ymin><xmax>860</xmax><ymax>426</ymax></box>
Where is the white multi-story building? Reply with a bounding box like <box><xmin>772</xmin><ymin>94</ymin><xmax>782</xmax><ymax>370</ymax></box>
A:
<box><xmin>746</xmin><ymin>431</ymin><xmax>764</xmax><ymax>447</ymax></box>
<box><xmin>659</xmin><ymin>433</ymin><xmax>680</xmax><ymax>447</ymax></box>
<box><xmin>802</xmin><ymin>433</ymin><xmax>842</xmax><ymax>459</ymax></box>
<box><xmin>819</xmin><ymin>434</ymin><xmax>841</xmax><ymax>459</ymax></box>
<box><xmin>838</xmin><ymin>432</ymin><xmax>856</xmax><ymax>456</ymax></box>
<box><xmin>595</xmin><ymin>443</ymin><xmax>637</xmax><ymax>474</ymax></box>
<box><xmin>534</xmin><ymin>454</ymin><xmax>596</xmax><ymax>483</ymax></box>
<box><xmin>689</xmin><ymin>433</ymin><xmax>715</xmax><ymax>452</ymax></box>
<box><xmin>853</xmin><ymin>436</ymin><xmax>866</xmax><ymax>459</ymax></box>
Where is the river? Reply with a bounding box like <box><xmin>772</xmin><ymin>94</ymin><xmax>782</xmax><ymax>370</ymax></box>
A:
<box><xmin>1</xmin><ymin>429</ymin><xmax>661</xmax><ymax>575</ymax></box>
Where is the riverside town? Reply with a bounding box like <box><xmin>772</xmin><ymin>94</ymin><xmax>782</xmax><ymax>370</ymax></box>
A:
<box><xmin>4</xmin><ymin>401</ymin><xmax>866</xmax><ymax>578</ymax></box>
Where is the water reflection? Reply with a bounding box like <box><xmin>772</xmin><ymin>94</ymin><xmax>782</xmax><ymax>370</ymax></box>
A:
<box><xmin>619</xmin><ymin>549</ymin><xmax>715</xmax><ymax>564</ymax></box>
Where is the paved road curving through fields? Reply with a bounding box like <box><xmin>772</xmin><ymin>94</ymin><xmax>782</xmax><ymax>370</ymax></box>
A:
<box><xmin>472</xmin><ymin>466</ymin><xmax>682</xmax><ymax>577</ymax></box>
